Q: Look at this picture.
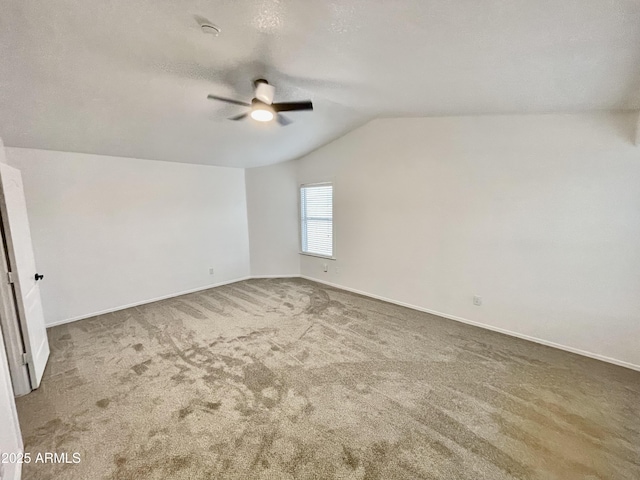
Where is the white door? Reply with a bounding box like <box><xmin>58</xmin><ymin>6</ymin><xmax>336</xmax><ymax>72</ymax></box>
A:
<box><xmin>0</xmin><ymin>163</ymin><xmax>49</xmax><ymax>389</ymax></box>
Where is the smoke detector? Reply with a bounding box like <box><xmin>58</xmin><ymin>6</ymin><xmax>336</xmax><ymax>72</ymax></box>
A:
<box><xmin>201</xmin><ymin>24</ymin><xmax>221</xmax><ymax>36</ymax></box>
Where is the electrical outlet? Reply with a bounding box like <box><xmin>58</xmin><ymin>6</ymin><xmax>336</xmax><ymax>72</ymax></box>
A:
<box><xmin>473</xmin><ymin>295</ymin><xmax>482</xmax><ymax>306</ymax></box>
<box><xmin>335</xmin><ymin>266</ymin><xmax>340</xmax><ymax>275</ymax></box>
<box><xmin>323</xmin><ymin>263</ymin><xmax>328</xmax><ymax>273</ymax></box>
<box><xmin>209</xmin><ymin>268</ymin><xmax>214</xmax><ymax>275</ymax></box>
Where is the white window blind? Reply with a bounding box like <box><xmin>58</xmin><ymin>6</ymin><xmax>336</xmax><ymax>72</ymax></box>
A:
<box><xmin>300</xmin><ymin>183</ymin><xmax>333</xmax><ymax>257</ymax></box>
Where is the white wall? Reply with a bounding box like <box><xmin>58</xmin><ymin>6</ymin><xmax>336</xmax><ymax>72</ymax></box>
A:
<box><xmin>247</xmin><ymin>112</ymin><xmax>640</xmax><ymax>369</ymax></box>
<box><xmin>0</xmin><ymin>140</ymin><xmax>23</xmax><ymax>480</ymax></box>
<box><xmin>245</xmin><ymin>160</ymin><xmax>300</xmax><ymax>277</ymax></box>
<box><xmin>0</xmin><ymin>138</ymin><xmax>6</xmax><ymax>165</ymax></box>
<box><xmin>6</xmin><ymin>148</ymin><xmax>250</xmax><ymax>326</ymax></box>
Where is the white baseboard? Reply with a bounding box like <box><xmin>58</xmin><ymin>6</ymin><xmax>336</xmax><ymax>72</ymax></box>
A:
<box><xmin>300</xmin><ymin>275</ymin><xmax>640</xmax><ymax>372</ymax></box>
<box><xmin>249</xmin><ymin>274</ymin><xmax>302</xmax><ymax>279</ymax></box>
<box><xmin>46</xmin><ymin>273</ymin><xmax>640</xmax><ymax>372</ymax></box>
<box><xmin>46</xmin><ymin>276</ymin><xmax>251</xmax><ymax>327</ymax></box>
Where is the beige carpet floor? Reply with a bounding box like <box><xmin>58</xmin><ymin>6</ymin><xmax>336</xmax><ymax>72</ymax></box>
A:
<box><xmin>16</xmin><ymin>278</ymin><xmax>640</xmax><ymax>479</ymax></box>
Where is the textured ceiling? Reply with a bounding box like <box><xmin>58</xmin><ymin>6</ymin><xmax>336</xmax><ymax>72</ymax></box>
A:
<box><xmin>1</xmin><ymin>0</ymin><xmax>640</xmax><ymax>168</ymax></box>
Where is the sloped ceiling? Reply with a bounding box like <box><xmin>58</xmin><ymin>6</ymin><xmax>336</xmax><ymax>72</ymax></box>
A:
<box><xmin>1</xmin><ymin>0</ymin><xmax>640</xmax><ymax>168</ymax></box>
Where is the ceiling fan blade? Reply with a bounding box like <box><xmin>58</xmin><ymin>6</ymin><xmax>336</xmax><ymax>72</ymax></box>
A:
<box><xmin>228</xmin><ymin>113</ymin><xmax>249</xmax><ymax>121</ymax></box>
<box><xmin>207</xmin><ymin>94</ymin><xmax>251</xmax><ymax>107</ymax></box>
<box><xmin>272</xmin><ymin>101</ymin><xmax>313</xmax><ymax>112</ymax></box>
<box><xmin>277</xmin><ymin>114</ymin><xmax>292</xmax><ymax>126</ymax></box>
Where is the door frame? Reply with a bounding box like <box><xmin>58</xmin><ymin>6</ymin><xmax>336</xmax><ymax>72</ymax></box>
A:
<box><xmin>0</xmin><ymin>210</ymin><xmax>30</xmax><ymax>396</ymax></box>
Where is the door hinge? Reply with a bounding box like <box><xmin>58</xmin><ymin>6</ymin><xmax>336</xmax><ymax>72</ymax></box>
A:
<box><xmin>7</xmin><ymin>271</ymin><xmax>15</xmax><ymax>284</ymax></box>
<box><xmin>21</xmin><ymin>352</ymin><xmax>32</xmax><ymax>365</ymax></box>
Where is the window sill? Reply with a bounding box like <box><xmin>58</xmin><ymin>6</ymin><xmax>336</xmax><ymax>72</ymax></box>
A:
<box><xmin>299</xmin><ymin>252</ymin><xmax>336</xmax><ymax>260</ymax></box>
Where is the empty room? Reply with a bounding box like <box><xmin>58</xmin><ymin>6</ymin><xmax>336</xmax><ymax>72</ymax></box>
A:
<box><xmin>0</xmin><ymin>1</ymin><xmax>639</xmax><ymax>479</ymax></box>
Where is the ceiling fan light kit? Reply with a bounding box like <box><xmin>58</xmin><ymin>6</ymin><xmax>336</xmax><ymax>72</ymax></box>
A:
<box><xmin>250</xmin><ymin>106</ymin><xmax>275</xmax><ymax>122</ymax></box>
<box><xmin>207</xmin><ymin>79</ymin><xmax>313</xmax><ymax>126</ymax></box>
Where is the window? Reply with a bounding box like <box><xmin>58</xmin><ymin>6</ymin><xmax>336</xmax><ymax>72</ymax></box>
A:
<box><xmin>300</xmin><ymin>183</ymin><xmax>333</xmax><ymax>258</ymax></box>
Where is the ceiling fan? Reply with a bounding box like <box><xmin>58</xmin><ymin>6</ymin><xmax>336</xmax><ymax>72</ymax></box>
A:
<box><xmin>207</xmin><ymin>79</ymin><xmax>313</xmax><ymax>126</ymax></box>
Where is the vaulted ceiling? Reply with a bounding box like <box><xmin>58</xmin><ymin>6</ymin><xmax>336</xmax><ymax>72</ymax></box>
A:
<box><xmin>1</xmin><ymin>0</ymin><xmax>640</xmax><ymax>167</ymax></box>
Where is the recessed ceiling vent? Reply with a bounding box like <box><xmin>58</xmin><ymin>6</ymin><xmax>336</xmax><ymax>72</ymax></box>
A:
<box><xmin>201</xmin><ymin>24</ymin><xmax>221</xmax><ymax>36</ymax></box>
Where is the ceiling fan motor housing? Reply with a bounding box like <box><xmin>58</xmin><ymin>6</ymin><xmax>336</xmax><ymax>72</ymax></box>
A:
<box><xmin>254</xmin><ymin>79</ymin><xmax>275</xmax><ymax>105</ymax></box>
